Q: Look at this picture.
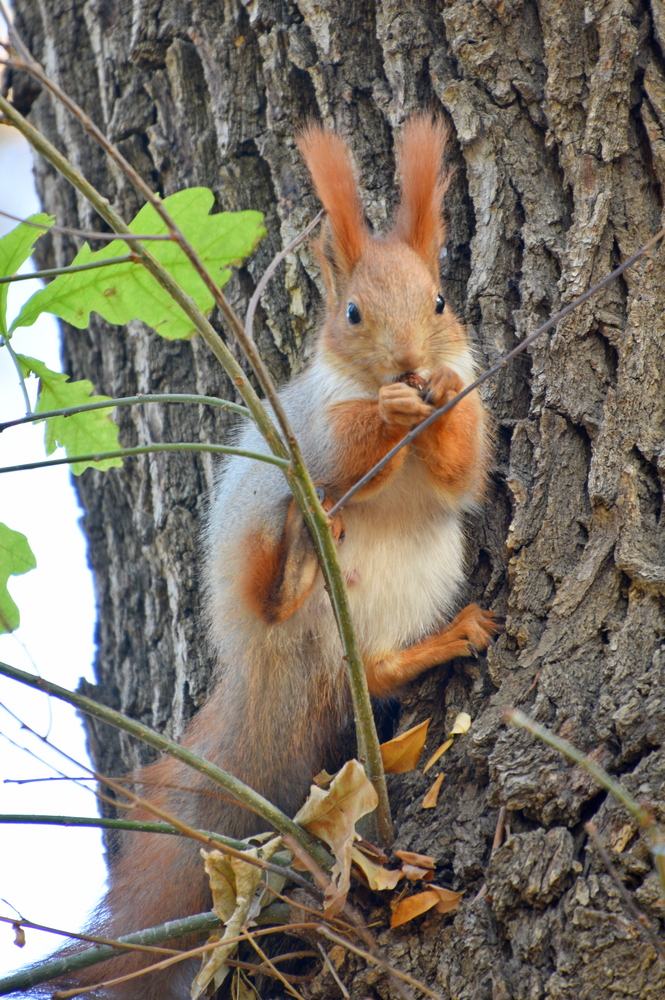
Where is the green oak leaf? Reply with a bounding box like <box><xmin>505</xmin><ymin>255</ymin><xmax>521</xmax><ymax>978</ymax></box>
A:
<box><xmin>0</xmin><ymin>523</ymin><xmax>36</xmax><ymax>634</ymax></box>
<box><xmin>16</xmin><ymin>355</ymin><xmax>122</xmax><ymax>475</ymax></box>
<box><xmin>10</xmin><ymin>189</ymin><xmax>265</xmax><ymax>340</ymax></box>
<box><xmin>0</xmin><ymin>213</ymin><xmax>53</xmax><ymax>338</ymax></box>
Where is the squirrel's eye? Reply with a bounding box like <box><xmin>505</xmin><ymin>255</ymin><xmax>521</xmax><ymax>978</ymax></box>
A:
<box><xmin>346</xmin><ymin>302</ymin><xmax>362</xmax><ymax>325</ymax></box>
<box><xmin>435</xmin><ymin>293</ymin><xmax>445</xmax><ymax>315</ymax></box>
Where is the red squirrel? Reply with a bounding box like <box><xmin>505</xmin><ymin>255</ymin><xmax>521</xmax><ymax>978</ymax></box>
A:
<box><xmin>42</xmin><ymin>117</ymin><xmax>500</xmax><ymax>999</ymax></box>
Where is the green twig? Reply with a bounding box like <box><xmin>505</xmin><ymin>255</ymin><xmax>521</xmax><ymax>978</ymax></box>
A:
<box><xmin>0</xmin><ymin>254</ymin><xmax>133</xmax><ymax>284</ymax></box>
<box><xmin>0</xmin><ymin>907</ymin><xmax>291</xmax><ymax>996</ymax></box>
<box><xmin>0</xmin><ymin>335</ymin><xmax>31</xmax><ymax>413</ymax></box>
<box><xmin>0</xmin><ymin>82</ymin><xmax>391</xmax><ymax>843</ymax></box>
<box><xmin>0</xmin><ymin>93</ymin><xmax>287</xmax><ymax>463</ymax></box>
<box><xmin>0</xmin><ymin>813</ymin><xmax>249</xmax><ymax>849</ymax></box>
<box><xmin>0</xmin><ymin>393</ymin><xmax>250</xmax><ymax>432</ymax></box>
<box><xmin>0</xmin><ymin>207</ymin><xmax>175</xmax><ymax>241</ymax></box>
<box><xmin>0</xmin><ymin>661</ymin><xmax>330</xmax><ymax>867</ymax></box>
<box><xmin>0</xmin><ymin>441</ymin><xmax>289</xmax><ymax>474</ymax></box>
<box><xmin>505</xmin><ymin>707</ymin><xmax>665</xmax><ymax>896</ymax></box>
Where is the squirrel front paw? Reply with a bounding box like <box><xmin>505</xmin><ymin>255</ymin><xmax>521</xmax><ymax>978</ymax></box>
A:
<box><xmin>426</xmin><ymin>366</ymin><xmax>464</xmax><ymax>408</ymax></box>
<box><xmin>379</xmin><ymin>382</ymin><xmax>432</xmax><ymax>427</ymax></box>
<box><xmin>315</xmin><ymin>487</ymin><xmax>345</xmax><ymax>543</ymax></box>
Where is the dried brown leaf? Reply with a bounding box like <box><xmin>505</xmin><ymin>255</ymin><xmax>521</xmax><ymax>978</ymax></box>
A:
<box><xmin>430</xmin><ymin>885</ymin><xmax>464</xmax><ymax>913</ymax></box>
<box><xmin>13</xmin><ymin>924</ymin><xmax>25</xmax><ymax>948</ymax></box>
<box><xmin>294</xmin><ymin>759</ymin><xmax>378</xmax><ymax>916</ymax></box>
<box><xmin>393</xmin><ymin>850</ymin><xmax>436</xmax><ymax>869</ymax></box>
<box><xmin>449</xmin><ymin>712</ymin><xmax>471</xmax><ymax>735</ymax></box>
<box><xmin>390</xmin><ymin>890</ymin><xmax>440</xmax><ymax>928</ymax></box>
<box><xmin>401</xmin><ymin>864</ymin><xmax>429</xmax><ymax>882</ymax></box>
<box><xmin>422</xmin><ymin>772</ymin><xmax>444</xmax><ymax>809</ymax></box>
<box><xmin>390</xmin><ymin>885</ymin><xmax>463</xmax><ymax>928</ymax></box>
<box><xmin>351</xmin><ymin>846</ymin><xmax>403</xmax><ymax>891</ymax></box>
<box><xmin>380</xmin><ymin>719</ymin><xmax>431</xmax><ymax>774</ymax></box>
<box><xmin>422</xmin><ymin>738</ymin><xmax>453</xmax><ymax>774</ymax></box>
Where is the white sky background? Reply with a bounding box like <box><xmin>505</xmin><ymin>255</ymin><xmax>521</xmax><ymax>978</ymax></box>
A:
<box><xmin>0</xmin><ymin>122</ymin><xmax>107</xmax><ymax>976</ymax></box>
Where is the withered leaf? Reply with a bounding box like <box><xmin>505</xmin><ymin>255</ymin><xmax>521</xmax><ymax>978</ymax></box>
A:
<box><xmin>422</xmin><ymin>772</ymin><xmax>445</xmax><ymax>809</ymax></box>
<box><xmin>380</xmin><ymin>719</ymin><xmax>430</xmax><ymax>774</ymax></box>
<box><xmin>351</xmin><ymin>846</ymin><xmax>403</xmax><ymax>891</ymax></box>
<box><xmin>191</xmin><ymin>836</ymin><xmax>281</xmax><ymax>998</ymax></box>
<box><xmin>390</xmin><ymin>886</ymin><xmax>463</xmax><ymax>928</ymax></box>
<box><xmin>449</xmin><ymin>712</ymin><xmax>471</xmax><ymax>735</ymax></box>
<box><xmin>393</xmin><ymin>850</ymin><xmax>436</xmax><ymax>869</ymax></box>
<box><xmin>13</xmin><ymin>924</ymin><xmax>25</xmax><ymax>948</ymax></box>
<box><xmin>402</xmin><ymin>863</ymin><xmax>430</xmax><ymax>882</ymax></box>
<box><xmin>422</xmin><ymin>738</ymin><xmax>454</xmax><ymax>774</ymax></box>
<box><xmin>430</xmin><ymin>885</ymin><xmax>464</xmax><ymax>913</ymax></box>
<box><xmin>294</xmin><ymin>759</ymin><xmax>378</xmax><ymax>916</ymax></box>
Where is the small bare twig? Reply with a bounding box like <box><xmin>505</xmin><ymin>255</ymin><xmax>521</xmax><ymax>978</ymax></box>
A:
<box><xmin>242</xmin><ymin>927</ymin><xmax>305</xmax><ymax>1000</ymax></box>
<box><xmin>0</xmin><ymin>392</ymin><xmax>250</xmax><ymax>433</ymax></box>
<box><xmin>49</xmin><ymin>924</ymin><xmax>323</xmax><ymax>999</ymax></box>
<box><xmin>0</xmin><ymin>254</ymin><xmax>134</xmax><ymax>283</ymax></box>
<box><xmin>316</xmin><ymin>926</ymin><xmax>441</xmax><ymax>1000</ymax></box>
<box><xmin>328</xmin><ymin>221</ymin><xmax>665</xmax><ymax>516</ymax></box>
<box><xmin>0</xmin><ymin>335</ymin><xmax>31</xmax><ymax>412</ymax></box>
<box><xmin>585</xmin><ymin>822</ymin><xmax>665</xmax><ymax>960</ymax></box>
<box><xmin>0</xmin><ymin>208</ymin><xmax>175</xmax><ymax>241</ymax></box>
<box><xmin>0</xmin><ymin>442</ymin><xmax>289</xmax><ymax>476</ymax></box>
<box><xmin>506</xmin><ymin>708</ymin><xmax>665</xmax><ymax>897</ymax></box>
<box><xmin>473</xmin><ymin>805</ymin><xmax>507</xmax><ymax>903</ymax></box>
<box><xmin>317</xmin><ymin>942</ymin><xmax>350</xmax><ymax>998</ymax></box>
<box><xmin>0</xmin><ymin>914</ymin><xmax>180</xmax><ymax>957</ymax></box>
<box><xmin>244</xmin><ymin>210</ymin><xmax>324</xmax><ymax>342</ymax></box>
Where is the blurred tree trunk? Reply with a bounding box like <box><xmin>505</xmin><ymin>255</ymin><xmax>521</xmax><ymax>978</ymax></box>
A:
<box><xmin>8</xmin><ymin>0</ymin><xmax>665</xmax><ymax>996</ymax></box>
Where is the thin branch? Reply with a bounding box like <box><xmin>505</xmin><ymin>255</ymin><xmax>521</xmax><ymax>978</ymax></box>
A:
<box><xmin>316</xmin><ymin>927</ymin><xmax>440</xmax><ymax>1000</ymax></box>
<box><xmin>0</xmin><ymin>392</ymin><xmax>250</xmax><ymax>432</ymax></box>
<box><xmin>505</xmin><ymin>708</ymin><xmax>665</xmax><ymax>896</ymax></box>
<box><xmin>0</xmin><ymin>702</ymin><xmax>319</xmax><ymax>890</ymax></box>
<box><xmin>0</xmin><ymin>660</ymin><xmax>331</xmax><ymax>867</ymax></box>
<box><xmin>0</xmin><ymin>254</ymin><xmax>134</xmax><ymax>283</ymax></box>
<box><xmin>244</xmin><ymin>210</ymin><xmax>324</xmax><ymax>343</ymax></box>
<box><xmin>0</xmin><ymin>208</ymin><xmax>174</xmax><ymax>241</ymax></box>
<box><xmin>0</xmin><ymin>441</ymin><xmax>289</xmax><ymax>475</ymax></box>
<box><xmin>47</xmin><ymin>922</ymin><xmax>308</xmax><ymax>1000</ymax></box>
<box><xmin>0</xmin><ymin>813</ymin><xmax>248</xmax><ymax>852</ymax></box>
<box><xmin>0</xmin><ymin>912</ymin><xmax>224</xmax><ymax>995</ymax></box>
<box><xmin>0</xmin><ymin>93</ymin><xmax>287</xmax><ymax>462</ymax></box>
<box><xmin>5</xmin><ymin>38</ymin><xmax>298</xmax><ymax>456</ymax></box>
<box><xmin>317</xmin><ymin>943</ymin><xmax>350</xmax><ymax>998</ymax></box>
<box><xmin>0</xmin><ymin>55</ymin><xmax>390</xmax><ymax>843</ymax></box>
<box><xmin>584</xmin><ymin>821</ymin><xmax>665</xmax><ymax>961</ymax></box>
<box><xmin>0</xmin><ymin>335</ymin><xmax>31</xmax><ymax>413</ymax></box>
<box><xmin>0</xmin><ymin>915</ymin><xmax>180</xmax><ymax>956</ymax></box>
<box><xmin>0</xmin><ymin>910</ymin><xmax>316</xmax><ymax>996</ymax></box>
<box><xmin>328</xmin><ymin>222</ymin><xmax>665</xmax><ymax>516</ymax></box>
<box><xmin>242</xmin><ymin>927</ymin><xmax>305</xmax><ymax>1000</ymax></box>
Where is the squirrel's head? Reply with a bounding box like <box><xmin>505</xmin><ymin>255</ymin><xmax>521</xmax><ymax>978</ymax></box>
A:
<box><xmin>298</xmin><ymin>116</ymin><xmax>463</xmax><ymax>389</ymax></box>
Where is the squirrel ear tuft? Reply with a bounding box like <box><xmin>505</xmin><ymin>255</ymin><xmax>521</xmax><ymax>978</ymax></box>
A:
<box><xmin>392</xmin><ymin>116</ymin><xmax>451</xmax><ymax>272</ymax></box>
<box><xmin>298</xmin><ymin>124</ymin><xmax>369</xmax><ymax>287</ymax></box>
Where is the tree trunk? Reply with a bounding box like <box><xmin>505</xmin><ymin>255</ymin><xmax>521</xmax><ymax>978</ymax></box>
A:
<box><xmin>8</xmin><ymin>0</ymin><xmax>665</xmax><ymax>996</ymax></box>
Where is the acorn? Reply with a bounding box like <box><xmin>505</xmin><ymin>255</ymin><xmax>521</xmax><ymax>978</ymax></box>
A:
<box><xmin>396</xmin><ymin>371</ymin><xmax>427</xmax><ymax>398</ymax></box>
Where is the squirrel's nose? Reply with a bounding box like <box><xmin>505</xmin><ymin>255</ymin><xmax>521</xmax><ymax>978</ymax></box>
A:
<box><xmin>392</xmin><ymin>348</ymin><xmax>425</xmax><ymax>374</ymax></box>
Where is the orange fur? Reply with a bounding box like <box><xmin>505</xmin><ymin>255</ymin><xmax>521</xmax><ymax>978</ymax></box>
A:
<box><xmin>328</xmin><ymin>398</ymin><xmax>409</xmax><ymax>498</ymax></box>
<box><xmin>298</xmin><ymin>125</ymin><xmax>369</xmax><ymax>280</ymax></box>
<box><xmin>392</xmin><ymin>116</ymin><xmax>451</xmax><ymax>274</ymax></box>
<box><xmin>365</xmin><ymin>605</ymin><xmax>502</xmax><ymax>697</ymax></box>
<box><xmin>36</xmin><ymin>117</ymin><xmax>499</xmax><ymax>1000</ymax></box>
<box><xmin>240</xmin><ymin>500</ymin><xmax>320</xmax><ymax>623</ymax></box>
<box><xmin>415</xmin><ymin>381</ymin><xmax>488</xmax><ymax>500</ymax></box>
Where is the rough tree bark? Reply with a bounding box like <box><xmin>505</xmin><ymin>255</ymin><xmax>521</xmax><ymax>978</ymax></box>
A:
<box><xmin>6</xmin><ymin>0</ymin><xmax>665</xmax><ymax>996</ymax></box>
